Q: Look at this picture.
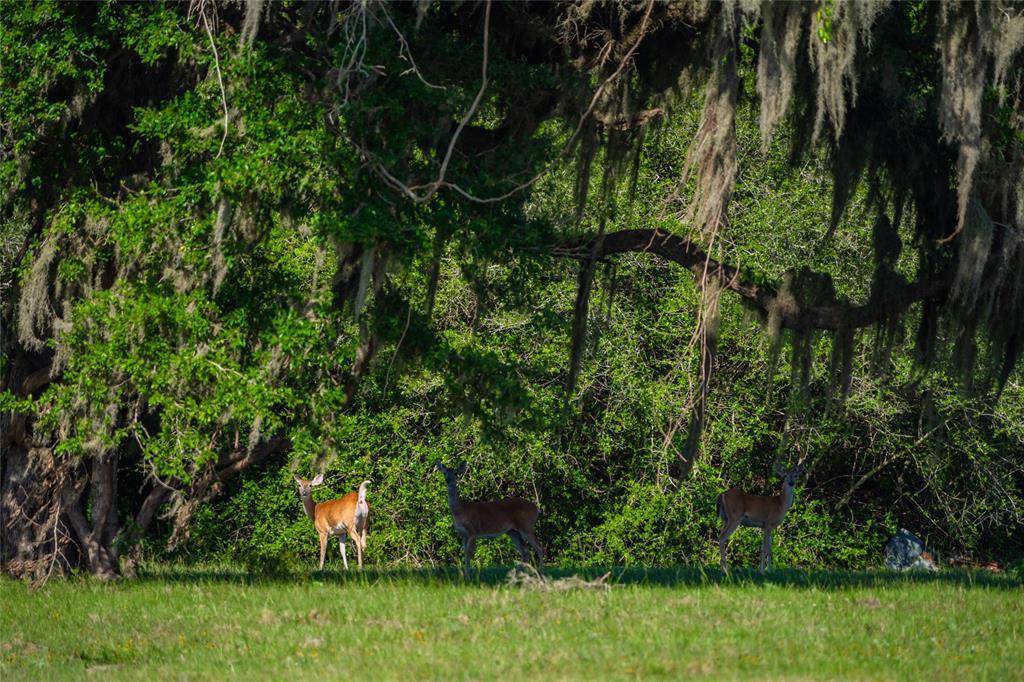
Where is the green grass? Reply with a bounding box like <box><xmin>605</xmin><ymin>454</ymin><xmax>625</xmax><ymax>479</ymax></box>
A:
<box><xmin>1</xmin><ymin>566</ymin><xmax>1021</xmax><ymax>680</ymax></box>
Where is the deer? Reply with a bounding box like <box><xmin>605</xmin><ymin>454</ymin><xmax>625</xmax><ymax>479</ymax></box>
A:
<box><xmin>717</xmin><ymin>462</ymin><xmax>804</xmax><ymax>573</ymax></box>
<box><xmin>434</xmin><ymin>460</ymin><xmax>544</xmax><ymax>577</ymax></box>
<box><xmin>294</xmin><ymin>474</ymin><xmax>371</xmax><ymax>570</ymax></box>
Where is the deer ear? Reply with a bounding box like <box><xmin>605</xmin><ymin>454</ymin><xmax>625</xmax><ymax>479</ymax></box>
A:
<box><xmin>294</xmin><ymin>476</ymin><xmax>303</xmax><ymax>485</ymax></box>
<box><xmin>434</xmin><ymin>460</ymin><xmax>443</xmax><ymax>472</ymax></box>
<box><xmin>311</xmin><ymin>473</ymin><xmax>324</xmax><ymax>486</ymax></box>
<box><xmin>456</xmin><ymin>461</ymin><xmax>468</xmax><ymax>476</ymax></box>
<box><xmin>795</xmin><ymin>463</ymin><xmax>805</xmax><ymax>474</ymax></box>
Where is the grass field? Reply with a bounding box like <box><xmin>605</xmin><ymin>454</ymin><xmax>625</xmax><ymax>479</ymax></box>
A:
<box><xmin>1</xmin><ymin>565</ymin><xmax>1021</xmax><ymax>680</ymax></box>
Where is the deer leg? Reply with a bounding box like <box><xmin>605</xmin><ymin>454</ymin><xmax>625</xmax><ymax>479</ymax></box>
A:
<box><xmin>463</xmin><ymin>536</ymin><xmax>476</xmax><ymax>577</ymax></box>
<box><xmin>760</xmin><ymin>529</ymin><xmax>772</xmax><ymax>573</ymax></box>
<box><xmin>355</xmin><ymin>526</ymin><xmax>364</xmax><ymax>569</ymax></box>
<box><xmin>354</xmin><ymin>514</ymin><xmax>367</xmax><ymax>551</ymax></box>
<box><xmin>507</xmin><ymin>530</ymin><xmax>530</xmax><ymax>563</ymax></box>
<box><xmin>718</xmin><ymin>518</ymin><xmax>741</xmax><ymax>571</ymax></box>
<box><xmin>523</xmin><ymin>531</ymin><xmax>545</xmax><ymax>574</ymax></box>
<box><xmin>318</xmin><ymin>532</ymin><xmax>328</xmax><ymax>570</ymax></box>
<box><xmin>339</xmin><ymin>531</ymin><xmax>349</xmax><ymax>571</ymax></box>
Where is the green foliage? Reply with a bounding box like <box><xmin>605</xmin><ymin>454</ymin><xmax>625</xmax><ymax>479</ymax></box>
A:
<box><xmin>815</xmin><ymin>2</ymin><xmax>836</xmax><ymax>44</ymax></box>
<box><xmin>0</xmin><ymin>2</ymin><xmax>106</xmax><ymax>151</ymax></box>
<box><xmin>2</xmin><ymin>2</ymin><xmax>1022</xmax><ymax>579</ymax></box>
<box><xmin>185</xmin><ymin>467</ymin><xmax>307</xmax><ymax>576</ymax></box>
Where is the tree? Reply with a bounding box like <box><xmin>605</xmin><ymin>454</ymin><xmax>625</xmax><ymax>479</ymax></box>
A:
<box><xmin>327</xmin><ymin>0</ymin><xmax>1024</xmax><ymax>475</ymax></box>
<box><xmin>2</xmin><ymin>1</ymin><xmax>1022</xmax><ymax>579</ymax></box>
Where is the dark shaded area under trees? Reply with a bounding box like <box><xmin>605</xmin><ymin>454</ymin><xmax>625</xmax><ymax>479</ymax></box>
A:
<box><xmin>1</xmin><ymin>1</ymin><xmax>1023</xmax><ymax>580</ymax></box>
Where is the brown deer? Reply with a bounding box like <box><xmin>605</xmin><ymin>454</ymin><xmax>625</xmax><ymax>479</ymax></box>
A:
<box><xmin>717</xmin><ymin>462</ymin><xmax>804</xmax><ymax>572</ymax></box>
<box><xmin>435</xmin><ymin>460</ymin><xmax>544</xmax><ymax>577</ymax></box>
<box><xmin>294</xmin><ymin>474</ymin><xmax>371</xmax><ymax>570</ymax></box>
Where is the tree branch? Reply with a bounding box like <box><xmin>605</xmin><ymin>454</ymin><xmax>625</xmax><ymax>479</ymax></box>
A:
<box><xmin>165</xmin><ymin>436</ymin><xmax>291</xmax><ymax>551</ymax></box>
<box><xmin>134</xmin><ymin>486</ymin><xmax>171</xmax><ymax>536</ymax></box>
<box><xmin>553</xmin><ymin>229</ymin><xmax>952</xmax><ymax>332</ymax></box>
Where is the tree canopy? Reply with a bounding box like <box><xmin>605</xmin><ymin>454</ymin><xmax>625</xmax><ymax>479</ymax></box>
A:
<box><xmin>2</xmin><ymin>1</ymin><xmax>1023</xmax><ymax>580</ymax></box>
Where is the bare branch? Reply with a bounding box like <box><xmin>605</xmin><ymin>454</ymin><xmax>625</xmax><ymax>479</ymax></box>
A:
<box><xmin>380</xmin><ymin>2</ymin><xmax>445</xmax><ymax>91</ymax></box>
<box><xmin>377</xmin><ymin>0</ymin><xmax>492</xmax><ymax>204</ymax></box>
<box><xmin>369</xmin><ymin>0</ymin><xmax>657</xmax><ymax>205</ymax></box>
<box><xmin>191</xmin><ymin>0</ymin><xmax>229</xmax><ymax>158</ymax></box>
<box><xmin>443</xmin><ymin>0</ymin><xmax>656</xmax><ymax>205</ymax></box>
<box><xmin>333</xmin><ymin>0</ymin><xmax>376</xmax><ymax>105</ymax></box>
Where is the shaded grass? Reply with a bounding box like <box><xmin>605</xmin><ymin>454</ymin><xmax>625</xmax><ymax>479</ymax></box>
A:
<box><xmin>1</xmin><ymin>566</ymin><xmax>1021</xmax><ymax>680</ymax></box>
<box><xmin>132</xmin><ymin>563</ymin><xmax>1022</xmax><ymax>589</ymax></box>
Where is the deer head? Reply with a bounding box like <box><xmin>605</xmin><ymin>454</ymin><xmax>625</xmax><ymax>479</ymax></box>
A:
<box><xmin>434</xmin><ymin>460</ymin><xmax>468</xmax><ymax>486</ymax></box>
<box><xmin>294</xmin><ymin>473</ymin><xmax>324</xmax><ymax>500</ymax></box>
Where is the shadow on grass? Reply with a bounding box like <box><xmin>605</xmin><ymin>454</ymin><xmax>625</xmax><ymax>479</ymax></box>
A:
<box><xmin>133</xmin><ymin>563</ymin><xmax>1022</xmax><ymax>590</ymax></box>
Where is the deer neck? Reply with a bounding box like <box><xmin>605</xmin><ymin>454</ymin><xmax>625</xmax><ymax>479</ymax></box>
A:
<box><xmin>300</xmin><ymin>494</ymin><xmax>317</xmax><ymax>522</ymax></box>
<box><xmin>780</xmin><ymin>482</ymin><xmax>796</xmax><ymax>513</ymax></box>
<box><xmin>445</xmin><ymin>480</ymin><xmax>464</xmax><ymax>517</ymax></box>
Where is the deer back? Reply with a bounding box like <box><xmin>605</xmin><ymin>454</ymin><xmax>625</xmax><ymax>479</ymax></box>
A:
<box><xmin>458</xmin><ymin>497</ymin><xmax>538</xmax><ymax>536</ymax></box>
<box><xmin>720</xmin><ymin>487</ymin><xmax>788</xmax><ymax>529</ymax></box>
<box><xmin>314</xmin><ymin>491</ymin><xmax>361</xmax><ymax>535</ymax></box>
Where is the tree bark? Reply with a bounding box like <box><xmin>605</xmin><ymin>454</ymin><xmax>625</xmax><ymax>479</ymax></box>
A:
<box><xmin>425</xmin><ymin>232</ymin><xmax>446</xmax><ymax>323</ymax></box>
<box><xmin>1</xmin><ymin>444</ymin><xmax>83</xmax><ymax>582</ymax></box>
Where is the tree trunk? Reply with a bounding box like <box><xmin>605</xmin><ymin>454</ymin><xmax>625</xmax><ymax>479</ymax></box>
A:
<box><xmin>62</xmin><ymin>453</ymin><xmax>121</xmax><ymax>580</ymax></box>
<box><xmin>425</xmin><ymin>232</ymin><xmax>446</xmax><ymax>323</ymax></box>
<box><xmin>565</xmin><ymin>256</ymin><xmax>598</xmax><ymax>398</ymax></box>
<box><xmin>1</xmin><ymin>444</ymin><xmax>81</xmax><ymax>582</ymax></box>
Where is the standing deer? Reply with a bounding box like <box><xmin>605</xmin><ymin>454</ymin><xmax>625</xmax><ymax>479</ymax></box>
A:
<box><xmin>717</xmin><ymin>462</ymin><xmax>804</xmax><ymax>572</ymax></box>
<box><xmin>434</xmin><ymin>460</ymin><xmax>544</xmax><ymax>577</ymax></box>
<box><xmin>294</xmin><ymin>474</ymin><xmax>371</xmax><ymax>570</ymax></box>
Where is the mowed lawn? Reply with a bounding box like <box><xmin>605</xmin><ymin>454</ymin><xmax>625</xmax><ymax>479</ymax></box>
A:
<box><xmin>1</xmin><ymin>566</ymin><xmax>1020</xmax><ymax>680</ymax></box>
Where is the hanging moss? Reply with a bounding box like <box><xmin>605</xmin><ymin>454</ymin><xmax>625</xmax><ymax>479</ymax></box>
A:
<box><xmin>950</xmin><ymin>195</ymin><xmax>995</xmax><ymax>311</ymax></box>
<box><xmin>808</xmin><ymin>0</ymin><xmax>888</xmax><ymax>143</ymax></box>
<box><xmin>211</xmin><ymin>195</ymin><xmax>232</xmax><ymax>294</ymax></box>
<box><xmin>938</xmin><ymin>3</ymin><xmax>987</xmax><ymax>238</ymax></box>
<box><xmin>682</xmin><ymin>5</ymin><xmax>739</xmax><ymax>233</ymax></box>
<box><xmin>676</xmin><ymin>278</ymin><xmax>722</xmax><ymax>479</ymax></box>
<box><xmin>16</xmin><ymin>239</ymin><xmax>60</xmax><ymax>354</ymax></box>
<box><xmin>239</xmin><ymin>0</ymin><xmax>265</xmax><ymax>49</ymax></box>
<box><xmin>938</xmin><ymin>2</ymin><xmax>1024</xmax><ymax>238</ymax></box>
<box><xmin>827</xmin><ymin>324</ymin><xmax>855</xmax><ymax>404</ymax></box>
<box><xmin>757</xmin><ymin>1</ymin><xmax>803</xmax><ymax>147</ymax></box>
